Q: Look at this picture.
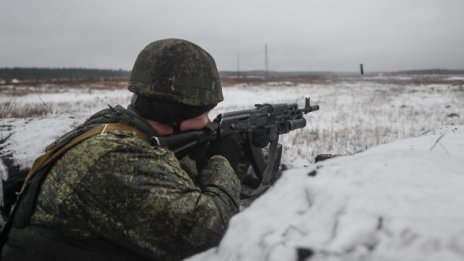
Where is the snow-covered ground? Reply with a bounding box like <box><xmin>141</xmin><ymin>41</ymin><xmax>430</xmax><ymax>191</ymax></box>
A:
<box><xmin>3</xmin><ymin>79</ymin><xmax>462</xmax><ymax>167</ymax></box>
<box><xmin>188</xmin><ymin>125</ymin><xmax>464</xmax><ymax>261</ymax></box>
<box><xmin>1</xmin><ymin>77</ymin><xmax>464</xmax><ymax>260</ymax></box>
<box><xmin>0</xmin><ymin>115</ymin><xmax>81</xmax><ymax>181</ymax></box>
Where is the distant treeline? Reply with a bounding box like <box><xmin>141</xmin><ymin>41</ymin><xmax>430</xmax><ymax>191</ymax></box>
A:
<box><xmin>385</xmin><ymin>69</ymin><xmax>464</xmax><ymax>75</ymax></box>
<box><xmin>221</xmin><ymin>69</ymin><xmax>464</xmax><ymax>78</ymax></box>
<box><xmin>2</xmin><ymin>67</ymin><xmax>463</xmax><ymax>82</ymax></box>
<box><xmin>220</xmin><ymin>70</ymin><xmax>349</xmax><ymax>78</ymax></box>
<box><xmin>0</xmin><ymin>68</ymin><xmax>131</xmax><ymax>81</ymax></box>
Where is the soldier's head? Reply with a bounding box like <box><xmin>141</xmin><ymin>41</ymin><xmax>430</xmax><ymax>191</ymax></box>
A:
<box><xmin>128</xmin><ymin>38</ymin><xmax>222</xmax><ymax>133</ymax></box>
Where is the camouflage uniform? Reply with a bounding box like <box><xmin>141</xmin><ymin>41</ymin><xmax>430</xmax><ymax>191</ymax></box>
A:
<box><xmin>27</xmin><ymin>107</ymin><xmax>240</xmax><ymax>260</ymax></box>
<box><xmin>1</xmin><ymin>39</ymin><xmax>241</xmax><ymax>260</ymax></box>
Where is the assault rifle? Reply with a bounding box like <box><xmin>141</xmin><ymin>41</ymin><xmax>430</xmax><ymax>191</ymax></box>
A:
<box><xmin>151</xmin><ymin>97</ymin><xmax>319</xmax><ymax>198</ymax></box>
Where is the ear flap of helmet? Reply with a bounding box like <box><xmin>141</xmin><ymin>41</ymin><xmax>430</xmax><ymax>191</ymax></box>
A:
<box><xmin>129</xmin><ymin>94</ymin><xmax>214</xmax><ymax>124</ymax></box>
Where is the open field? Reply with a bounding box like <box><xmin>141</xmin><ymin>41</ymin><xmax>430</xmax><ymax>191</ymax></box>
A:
<box><xmin>1</xmin><ymin>74</ymin><xmax>463</xmax><ymax>169</ymax></box>
<box><xmin>1</xmin><ymin>74</ymin><xmax>464</xmax><ymax>261</ymax></box>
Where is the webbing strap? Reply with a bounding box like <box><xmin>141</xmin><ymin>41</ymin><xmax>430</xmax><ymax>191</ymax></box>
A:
<box><xmin>24</xmin><ymin>123</ymin><xmax>150</xmax><ymax>185</ymax></box>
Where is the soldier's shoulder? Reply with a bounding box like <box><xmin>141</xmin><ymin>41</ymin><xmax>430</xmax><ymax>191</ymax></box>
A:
<box><xmin>100</xmin><ymin>130</ymin><xmax>169</xmax><ymax>155</ymax></box>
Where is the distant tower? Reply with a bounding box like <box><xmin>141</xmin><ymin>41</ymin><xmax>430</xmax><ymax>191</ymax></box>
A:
<box><xmin>360</xmin><ymin>63</ymin><xmax>364</xmax><ymax>76</ymax></box>
<box><xmin>237</xmin><ymin>54</ymin><xmax>240</xmax><ymax>78</ymax></box>
<box><xmin>265</xmin><ymin>43</ymin><xmax>269</xmax><ymax>79</ymax></box>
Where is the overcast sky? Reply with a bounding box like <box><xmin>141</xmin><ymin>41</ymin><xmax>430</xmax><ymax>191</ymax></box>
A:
<box><xmin>1</xmin><ymin>0</ymin><xmax>463</xmax><ymax>72</ymax></box>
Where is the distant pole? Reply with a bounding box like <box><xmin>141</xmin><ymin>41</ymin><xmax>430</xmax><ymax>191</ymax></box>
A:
<box><xmin>237</xmin><ymin>54</ymin><xmax>240</xmax><ymax>78</ymax></box>
<box><xmin>265</xmin><ymin>43</ymin><xmax>269</xmax><ymax>79</ymax></box>
<box><xmin>360</xmin><ymin>63</ymin><xmax>364</xmax><ymax>76</ymax></box>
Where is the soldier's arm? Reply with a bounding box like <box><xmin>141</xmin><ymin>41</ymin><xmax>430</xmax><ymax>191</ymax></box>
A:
<box><xmin>78</xmin><ymin>139</ymin><xmax>240</xmax><ymax>259</ymax></box>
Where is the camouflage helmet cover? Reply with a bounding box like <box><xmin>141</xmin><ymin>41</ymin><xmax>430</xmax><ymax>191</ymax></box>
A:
<box><xmin>128</xmin><ymin>38</ymin><xmax>223</xmax><ymax>107</ymax></box>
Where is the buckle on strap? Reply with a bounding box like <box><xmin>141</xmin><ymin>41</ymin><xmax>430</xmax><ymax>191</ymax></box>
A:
<box><xmin>100</xmin><ymin>124</ymin><xmax>109</xmax><ymax>135</ymax></box>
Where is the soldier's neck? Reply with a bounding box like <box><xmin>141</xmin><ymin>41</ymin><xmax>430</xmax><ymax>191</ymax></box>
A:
<box><xmin>146</xmin><ymin>120</ymin><xmax>174</xmax><ymax>136</ymax></box>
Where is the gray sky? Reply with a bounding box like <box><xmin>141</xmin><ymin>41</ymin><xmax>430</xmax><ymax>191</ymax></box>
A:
<box><xmin>1</xmin><ymin>0</ymin><xmax>463</xmax><ymax>72</ymax></box>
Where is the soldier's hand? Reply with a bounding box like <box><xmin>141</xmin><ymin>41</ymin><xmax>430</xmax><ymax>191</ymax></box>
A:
<box><xmin>251</xmin><ymin>128</ymin><xmax>270</xmax><ymax>148</ymax></box>
<box><xmin>207</xmin><ymin>134</ymin><xmax>242</xmax><ymax>173</ymax></box>
<box><xmin>188</xmin><ymin>143</ymin><xmax>209</xmax><ymax>171</ymax></box>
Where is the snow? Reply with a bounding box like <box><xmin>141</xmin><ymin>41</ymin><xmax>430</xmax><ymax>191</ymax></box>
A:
<box><xmin>2</xmin><ymin>80</ymin><xmax>463</xmax><ymax>169</ymax></box>
<box><xmin>0</xmin><ymin>89</ymin><xmax>130</xmax><ymax>115</ymax></box>
<box><xmin>0</xmin><ymin>114</ymin><xmax>84</xmax><ymax>209</ymax></box>
<box><xmin>187</xmin><ymin>125</ymin><xmax>464</xmax><ymax>261</ymax></box>
<box><xmin>1</xmin><ymin>79</ymin><xmax>464</xmax><ymax>260</ymax></box>
<box><xmin>0</xmin><ymin>115</ymin><xmax>85</xmax><ymax>177</ymax></box>
<box><xmin>446</xmin><ymin>76</ymin><xmax>464</xmax><ymax>81</ymax></box>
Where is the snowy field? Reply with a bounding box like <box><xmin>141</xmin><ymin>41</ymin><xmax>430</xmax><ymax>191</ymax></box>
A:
<box><xmin>1</xmin><ymin>76</ymin><xmax>463</xmax><ymax>170</ymax></box>
<box><xmin>1</xmin><ymin>75</ymin><xmax>464</xmax><ymax>260</ymax></box>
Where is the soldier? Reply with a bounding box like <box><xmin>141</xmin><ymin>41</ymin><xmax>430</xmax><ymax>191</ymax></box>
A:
<box><xmin>0</xmin><ymin>39</ymin><xmax>241</xmax><ymax>260</ymax></box>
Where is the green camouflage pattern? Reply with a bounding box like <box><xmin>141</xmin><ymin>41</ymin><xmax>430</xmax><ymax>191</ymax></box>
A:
<box><xmin>30</xmin><ymin>127</ymin><xmax>240</xmax><ymax>260</ymax></box>
<box><xmin>128</xmin><ymin>39</ymin><xmax>223</xmax><ymax>107</ymax></box>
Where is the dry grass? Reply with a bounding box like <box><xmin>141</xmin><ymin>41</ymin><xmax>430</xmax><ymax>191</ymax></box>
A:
<box><xmin>1</xmin><ymin>105</ymin><xmax>49</xmax><ymax>118</ymax></box>
<box><xmin>0</xmin><ymin>78</ymin><xmax>128</xmax><ymax>96</ymax></box>
<box><xmin>1</xmin><ymin>76</ymin><xmax>463</xmax><ymax>163</ymax></box>
<box><xmin>0</xmin><ymin>100</ymin><xmax>13</xmax><ymax>119</ymax></box>
<box><xmin>0</xmin><ymin>94</ymin><xmax>51</xmax><ymax>118</ymax></box>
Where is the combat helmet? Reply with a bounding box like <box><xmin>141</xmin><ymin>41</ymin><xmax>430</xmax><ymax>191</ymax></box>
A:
<box><xmin>128</xmin><ymin>38</ymin><xmax>223</xmax><ymax>124</ymax></box>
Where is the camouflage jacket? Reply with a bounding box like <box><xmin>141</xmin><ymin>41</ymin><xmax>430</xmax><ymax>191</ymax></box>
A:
<box><xmin>29</xmin><ymin>106</ymin><xmax>241</xmax><ymax>260</ymax></box>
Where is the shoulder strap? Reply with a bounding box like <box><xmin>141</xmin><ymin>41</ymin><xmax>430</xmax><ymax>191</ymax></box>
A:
<box><xmin>0</xmin><ymin>123</ymin><xmax>149</xmax><ymax>247</ymax></box>
<box><xmin>24</xmin><ymin>123</ymin><xmax>150</xmax><ymax>185</ymax></box>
